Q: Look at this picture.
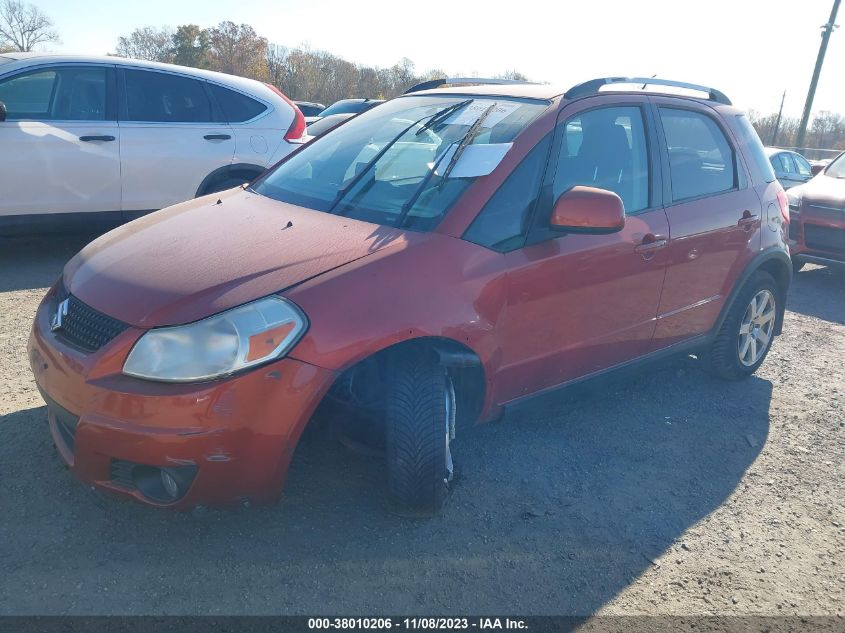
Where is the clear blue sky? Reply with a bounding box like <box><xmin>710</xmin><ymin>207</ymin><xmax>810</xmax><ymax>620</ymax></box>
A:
<box><xmin>34</xmin><ymin>0</ymin><xmax>845</xmax><ymax>118</ymax></box>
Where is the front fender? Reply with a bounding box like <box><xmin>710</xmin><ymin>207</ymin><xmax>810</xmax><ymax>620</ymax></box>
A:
<box><xmin>283</xmin><ymin>235</ymin><xmax>510</xmax><ymax>415</ymax></box>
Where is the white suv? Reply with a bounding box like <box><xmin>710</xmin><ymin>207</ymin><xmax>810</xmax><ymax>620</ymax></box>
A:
<box><xmin>0</xmin><ymin>53</ymin><xmax>305</xmax><ymax>234</ymax></box>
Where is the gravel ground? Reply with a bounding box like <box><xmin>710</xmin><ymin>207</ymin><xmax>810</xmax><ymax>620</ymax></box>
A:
<box><xmin>0</xmin><ymin>233</ymin><xmax>842</xmax><ymax>617</ymax></box>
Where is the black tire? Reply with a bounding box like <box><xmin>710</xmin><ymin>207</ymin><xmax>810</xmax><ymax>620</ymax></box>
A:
<box><xmin>705</xmin><ymin>270</ymin><xmax>779</xmax><ymax>380</ymax></box>
<box><xmin>385</xmin><ymin>352</ymin><xmax>454</xmax><ymax>517</ymax></box>
<box><xmin>792</xmin><ymin>258</ymin><xmax>805</xmax><ymax>273</ymax></box>
<box><xmin>197</xmin><ymin>175</ymin><xmax>253</xmax><ymax>197</ymax></box>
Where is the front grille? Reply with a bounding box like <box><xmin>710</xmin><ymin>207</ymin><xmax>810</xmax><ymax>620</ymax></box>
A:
<box><xmin>53</xmin><ymin>284</ymin><xmax>129</xmax><ymax>353</ymax></box>
<box><xmin>804</xmin><ymin>224</ymin><xmax>845</xmax><ymax>255</ymax></box>
<box><xmin>110</xmin><ymin>460</ymin><xmax>136</xmax><ymax>490</ymax></box>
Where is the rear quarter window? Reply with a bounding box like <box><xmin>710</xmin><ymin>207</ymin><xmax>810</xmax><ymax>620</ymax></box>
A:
<box><xmin>734</xmin><ymin>114</ymin><xmax>776</xmax><ymax>183</ymax></box>
<box><xmin>209</xmin><ymin>84</ymin><xmax>267</xmax><ymax>123</ymax></box>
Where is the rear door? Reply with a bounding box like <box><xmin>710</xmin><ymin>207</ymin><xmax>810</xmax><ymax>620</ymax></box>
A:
<box><xmin>491</xmin><ymin>97</ymin><xmax>670</xmax><ymax>402</ymax></box>
<box><xmin>650</xmin><ymin>98</ymin><xmax>762</xmax><ymax>349</ymax></box>
<box><xmin>118</xmin><ymin>68</ymin><xmax>235</xmax><ymax>212</ymax></box>
<box><xmin>0</xmin><ymin>64</ymin><xmax>120</xmax><ymax>219</ymax></box>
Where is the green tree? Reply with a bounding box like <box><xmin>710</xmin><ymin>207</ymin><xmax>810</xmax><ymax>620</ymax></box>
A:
<box><xmin>172</xmin><ymin>24</ymin><xmax>210</xmax><ymax>69</ymax></box>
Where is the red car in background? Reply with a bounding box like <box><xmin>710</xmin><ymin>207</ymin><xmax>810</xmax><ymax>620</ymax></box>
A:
<box><xmin>28</xmin><ymin>77</ymin><xmax>792</xmax><ymax>517</ymax></box>
<box><xmin>787</xmin><ymin>151</ymin><xmax>845</xmax><ymax>271</ymax></box>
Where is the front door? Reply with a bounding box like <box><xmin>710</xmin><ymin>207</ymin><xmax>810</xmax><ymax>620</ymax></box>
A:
<box><xmin>0</xmin><ymin>64</ymin><xmax>121</xmax><ymax>219</ymax></box>
<box><xmin>493</xmin><ymin>98</ymin><xmax>670</xmax><ymax>403</ymax></box>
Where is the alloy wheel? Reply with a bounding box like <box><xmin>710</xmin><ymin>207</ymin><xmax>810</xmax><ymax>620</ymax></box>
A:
<box><xmin>737</xmin><ymin>289</ymin><xmax>776</xmax><ymax>367</ymax></box>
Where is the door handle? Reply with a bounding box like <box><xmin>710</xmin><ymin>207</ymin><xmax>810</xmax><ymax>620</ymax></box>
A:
<box><xmin>79</xmin><ymin>135</ymin><xmax>115</xmax><ymax>142</ymax></box>
<box><xmin>738</xmin><ymin>210</ymin><xmax>759</xmax><ymax>231</ymax></box>
<box><xmin>204</xmin><ymin>134</ymin><xmax>232</xmax><ymax>140</ymax></box>
<box><xmin>634</xmin><ymin>234</ymin><xmax>668</xmax><ymax>254</ymax></box>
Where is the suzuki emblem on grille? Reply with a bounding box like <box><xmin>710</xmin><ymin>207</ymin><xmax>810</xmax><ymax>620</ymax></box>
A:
<box><xmin>51</xmin><ymin>298</ymin><xmax>69</xmax><ymax>332</ymax></box>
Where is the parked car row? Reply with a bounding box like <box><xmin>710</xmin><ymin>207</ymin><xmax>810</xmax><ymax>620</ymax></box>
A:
<box><xmin>26</xmin><ymin>75</ymin><xmax>796</xmax><ymax>517</ymax></box>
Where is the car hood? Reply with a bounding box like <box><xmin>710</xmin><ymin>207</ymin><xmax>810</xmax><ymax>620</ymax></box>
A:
<box><xmin>64</xmin><ymin>189</ymin><xmax>408</xmax><ymax>327</ymax></box>
<box><xmin>799</xmin><ymin>174</ymin><xmax>845</xmax><ymax>208</ymax></box>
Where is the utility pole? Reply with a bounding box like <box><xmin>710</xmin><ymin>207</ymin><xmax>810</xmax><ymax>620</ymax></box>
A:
<box><xmin>771</xmin><ymin>90</ymin><xmax>786</xmax><ymax>146</ymax></box>
<box><xmin>795</xmin><ymin>0</ymin><xmax>841</xmax><ymax>149</ymax></box>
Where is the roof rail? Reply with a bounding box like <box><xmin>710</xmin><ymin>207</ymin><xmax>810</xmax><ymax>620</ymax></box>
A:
<box><xmin>403</xmin><ymin>77</ymin><xmax>535</xmax><ymax>95</ymax></box>
<box><xmin>563</xmin><ymin>77</ymin><xmax>732</xmax><ymax>105</ymax></box>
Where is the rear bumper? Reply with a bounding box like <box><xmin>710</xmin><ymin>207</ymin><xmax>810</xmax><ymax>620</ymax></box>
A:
<box><xmin>28</xmin><ymin>291</ymin><xmax>336</xmax><ymax>509</ymax></box>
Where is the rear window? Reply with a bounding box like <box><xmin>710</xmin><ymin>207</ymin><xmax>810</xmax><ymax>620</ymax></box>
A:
<box><xmin>210</xmin><ymin>84</ymin><xmax>267</xmax><ymax>122</ymax></box>
<box><xmin>735</xmin><ymin>114</ymin><xmax>777</xmax><ymax>183</ymax></box>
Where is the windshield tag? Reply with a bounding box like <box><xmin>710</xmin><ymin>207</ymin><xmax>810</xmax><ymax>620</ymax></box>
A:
<box><xmin>445</xmin><ymin>101</ymin><xmax>520</xmax><ymax>128</ymax></box>
<box><xmin>434</xmin><ymin>142</ymin><xmax>513</xmax><ymax>179</ymax></box>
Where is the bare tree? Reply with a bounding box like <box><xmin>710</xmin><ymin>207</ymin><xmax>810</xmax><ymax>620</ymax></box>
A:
<box><xmin>114</xmin><ymin>26</ymin><xmax>174</xmax><ymax>62</ymax></box>
<box><xmin>0</xmin><ymin>0</ymin><xmax>59</xmax><ymax>52</ymax></box>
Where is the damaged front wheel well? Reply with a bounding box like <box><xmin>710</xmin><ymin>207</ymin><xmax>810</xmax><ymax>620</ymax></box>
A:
<box><xmin>319</xmin><ymin>338</ymin><xmax>486</xmax><ymax>435</ymax></box>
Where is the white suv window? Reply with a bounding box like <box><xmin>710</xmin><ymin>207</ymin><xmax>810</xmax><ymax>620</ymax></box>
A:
<box><xmin>123</xmin><ymin>69</ymin><xmax>212</xmax><ymax>123</ymax></box>
<box><xmin>0</xmin><ymin>67</ymin><xmax>107</xmax><ymax>121</ymax></box>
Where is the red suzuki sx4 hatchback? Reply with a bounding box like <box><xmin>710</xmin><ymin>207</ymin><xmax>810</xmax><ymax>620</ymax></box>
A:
<box><xmin>29</xmin><ymin>77</ymin><xmax>792</xmax><ymax>516</ymax></box>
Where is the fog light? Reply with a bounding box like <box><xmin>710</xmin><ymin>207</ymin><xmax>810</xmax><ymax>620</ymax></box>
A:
<box><xmin>161</xmin><ymin>469</ymin><xmax>179</xmax><ymax>499</ymax></box>
<box><xmin>128</xmin><ymin>463</ymin><xmax>197</xmax><ymax>503</ymax></box>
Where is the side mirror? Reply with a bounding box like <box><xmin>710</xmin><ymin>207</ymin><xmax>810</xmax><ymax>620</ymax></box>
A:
<box><xmin>811</xmin><ymin>163</ymin><xmax>825</xmax><ymax>176</ymax></box>
<box><xmin>550</xmin><ymin>186</ymin><xmax>626</xmax><ymax>234</ymax></box>
<box><xmin>0</xmin><ymin>102</ymin><xmax>6</xmax><ymax>122</ymax></box>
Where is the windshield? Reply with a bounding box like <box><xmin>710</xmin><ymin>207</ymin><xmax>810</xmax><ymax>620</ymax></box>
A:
<box><xmin>826</xmin><ymin>152</ymin><xmax>845</xmax><ymax>178</ymax></box>
<box><xmin>254</xmin><ymin>95</ymin><xmax>547</xmax><ymax>231</ymax></box>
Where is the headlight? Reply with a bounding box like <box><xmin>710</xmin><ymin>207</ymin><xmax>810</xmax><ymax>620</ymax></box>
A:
<box><xmin>123</xmin><ymin>296</ymin><xmax>307</xmax><ymax>382</ymax></box>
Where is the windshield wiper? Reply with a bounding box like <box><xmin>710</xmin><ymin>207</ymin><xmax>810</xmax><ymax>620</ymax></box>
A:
<box><xmin>439</xmin><ymin>101</ymin><xmax>498</xmax><ymax>182</ymax></box>
<box><xmin>328</xmin><ymin>102</ymin><xmax>476</xmax><ymax>214</ymax></box>
<box><xmin>414</xmin><ymin>99</ymin><xmax>473</xmax><ymax>136</ymax></box>
<box><xmin>394</xmin><ymin>102</ymin><xmax>498</xmax><ymax>228</ymax></box>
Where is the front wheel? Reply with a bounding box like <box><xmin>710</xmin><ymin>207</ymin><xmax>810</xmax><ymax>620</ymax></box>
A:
<box><xmin>385</xmin><ymin>353</ymin><xmax>455</xmax><ymax>517</ymax></box>
<box><xmin>705</xmin><ymin>271</ymin><xmax>779</xmax><ymax>380</ymax></box>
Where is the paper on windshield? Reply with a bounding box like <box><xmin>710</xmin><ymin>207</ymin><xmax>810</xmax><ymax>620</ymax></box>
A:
<box><xmin>433</xmin><ymin>142</ymin><xmax>513</xmax><ymax>178</ymax></box>
<box><xmin>445</xmin><ymin>101</ymin><xmax>520</xmax><ymax>128</ymax></box>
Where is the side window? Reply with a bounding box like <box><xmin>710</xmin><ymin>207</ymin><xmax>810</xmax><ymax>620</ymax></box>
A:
<box><xmin>0</xmin><ymin>67</ymin><xmax>106</xmax><ymax>121</ymax></box>
<box><xmin>463</xmin><ymin>134</ymin><xmax>552</xmax><ymax>252</ymax></box>
<box><xmin>124</xmin><ymin>70</ymin><xmax>212</xmax><ymax>123</ymax></box>
<box><xmin>0</xmin><ymin>70</ymin><xmax>56</xmax><ymax>119</ymax></box>
<box><xmin>793</xmin><ymin>153</ymin><xmax>812</xmax><ymax>176</ymax></box>
<box><xmin>552</xmin><ymin>106</ymin><xmax>649</xmax><ymax>213</ymax></box>
<box><xmin>660</xmin><ymin>108</ymin><xmax>736</xmax><ymax>202</ymax></box>
<box><xmin>209</xmin><ymin>84</ymin><xmax>267</xmax><ymax>122</ymax></box>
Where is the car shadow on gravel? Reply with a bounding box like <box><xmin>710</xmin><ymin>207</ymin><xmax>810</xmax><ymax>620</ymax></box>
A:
<box><xmin>787</xmin><ymin>265</ymin><xmax>845</xmax><ymax>325</ymax></box>
<box><xmin>0</xmin><ymin>234</ymin><xmax>100</xmax><ymax>292</ymax></box>
<box><xmin>0</xmin><ymin>357</ymin><xmax>772</xmax><ymax>615</ymax></box>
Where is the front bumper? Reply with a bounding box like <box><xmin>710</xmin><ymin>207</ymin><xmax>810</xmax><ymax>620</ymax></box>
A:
<box><xmin>28</xmin><ymin>287</ymin><xmax>336</xmax><ymax>509</ymax></box>
<box><xmin>789</xmin><ymin>205</ymin><xmax>845</xmax><ymax>265</ymax></box>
